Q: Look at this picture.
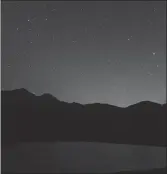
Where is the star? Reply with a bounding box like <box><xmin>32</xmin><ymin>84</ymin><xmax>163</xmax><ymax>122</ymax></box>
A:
<box><xmin>27</xmin><ymin>18</ymin><xmax>33</xmax><ymax>23</ymax></box>
<box><xmin>152</xmin><ymin>52</ymin><xmax>156</xmax><ymax>56</ymax></box>
<box><xmin>28</xmin><ymin>41</ymin><xmax>33</xmax><ymax>44</ymax></box>
<box><xmin>156</xmin><ymin>64</ymin><xmax>159</xmax><ymax>68</ymax></box>
<box><xmin>27</xmin><ymin>18</ymin><xmax>32</xmax><ymax>23</ymax></box>
<box><xmin>127</xmin><ymin>36</ymin><xmax>132</xmax><ymax>41</ymax></box>
<box><xmin>16</xmin><ymin>27</ymin><xmax>19</xmax><ymax>31</ymax></box>
<box><xmin>153</xmin><ymin>8</ymin><xmax>157</xmax><ymax>12</ymax></box>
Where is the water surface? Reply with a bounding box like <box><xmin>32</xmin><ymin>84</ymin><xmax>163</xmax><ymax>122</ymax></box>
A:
<box><xmin>2</xmin><ymin>142</ymin><xmax>166</xmax><ymax>173</ymax></box>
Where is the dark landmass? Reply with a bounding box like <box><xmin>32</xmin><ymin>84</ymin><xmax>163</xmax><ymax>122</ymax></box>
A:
<box><xmin>1</xmin><ymin>89</ymin><xmax>166</xmax><ymax>147</ymax></box>
<box><xmin>113</xmin><ymin>167</ymin><xmax>166</xmax><ymax>174</ymax></box>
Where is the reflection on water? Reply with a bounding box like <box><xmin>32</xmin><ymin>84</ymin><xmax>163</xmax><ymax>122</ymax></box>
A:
<box><xmin>2</xmin><ymin>142</ymin><xmax>166</xmax><ymax>173</ymax></box>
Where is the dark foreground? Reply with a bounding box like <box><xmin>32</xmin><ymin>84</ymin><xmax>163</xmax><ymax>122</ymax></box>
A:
<box><xmin>114</xmin><ymin>167</ymin><xmax>166</xmax><ymax>174</ymax></box>
<box><xmin>2</xmin><ymin>142</ymin><xmax>166</xmax><ymax>173</ymax></box>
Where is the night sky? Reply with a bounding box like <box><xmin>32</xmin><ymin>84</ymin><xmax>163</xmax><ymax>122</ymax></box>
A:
<box><xmin>1</xmin><ymin>1</ymin><xmax>166</xmax><ymax>107</ymax></box>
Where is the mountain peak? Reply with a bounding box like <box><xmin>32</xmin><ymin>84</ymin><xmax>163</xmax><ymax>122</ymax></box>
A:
<box><xmin>128</xmin><ymin>100</ymin><xmax>161</xmax><ymax>108</ymax></box>
<box><xmin>2</xmin><ymin>88</ymin><xmax>35</xmax><ymax>97</ymax></box>
<box><xmin>14</xmin><ymin>88</ymin><xmax>31</xmax><ymax>94</ymax></box>
<box><xmin>40</xmin><ymin>93</ymin><xmax>59</xmax><ymax>101</ymax></box>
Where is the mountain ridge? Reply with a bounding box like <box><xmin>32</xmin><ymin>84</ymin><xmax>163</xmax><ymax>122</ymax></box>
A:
<box><xmin>1</xmin><ymin>88</ymin><xmax>166</xmax><ymax>147</ymax></box>
<box><xmin>1</xmin><ymin>88</ymin><xmax>164</xmax><ymax>108</ymax></box>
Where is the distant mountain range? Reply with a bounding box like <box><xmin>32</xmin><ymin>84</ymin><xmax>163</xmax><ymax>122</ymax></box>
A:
<box><xmin>1</xmin><ymin>89</ymin><xmax>166</xmax><ymax>147</ymax></box>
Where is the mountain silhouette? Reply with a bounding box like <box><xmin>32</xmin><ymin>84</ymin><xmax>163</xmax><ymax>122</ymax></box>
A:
<box><xmin>1</xmin><ymin>89</ymin><xmax>166</xmax><ymax>147</ymax></box>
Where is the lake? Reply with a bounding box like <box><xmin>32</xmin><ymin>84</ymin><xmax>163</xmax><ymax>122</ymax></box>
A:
<box><xmin>2</xmin><ymin>142</ymin><xmax>166</xmax><ymax>173</ymax></box>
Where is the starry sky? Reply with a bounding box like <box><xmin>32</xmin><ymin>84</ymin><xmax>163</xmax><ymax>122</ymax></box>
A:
<box><xmin>1</xmin><ymin>1</ymin><xmax>166</xmax><ymax>107</ymax></box>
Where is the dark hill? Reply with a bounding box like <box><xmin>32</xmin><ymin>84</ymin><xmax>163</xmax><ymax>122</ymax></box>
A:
<box><xmin>1</xmin><ymin>89</ymin><xmax>166</xmax><ymax>147</ymax></box>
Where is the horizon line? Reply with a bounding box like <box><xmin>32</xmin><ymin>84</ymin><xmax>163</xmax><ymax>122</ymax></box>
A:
<box><xmin>1</xmin><ymin>88</ymin><xmax>165</xmax><ymax>108</ymax></box>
